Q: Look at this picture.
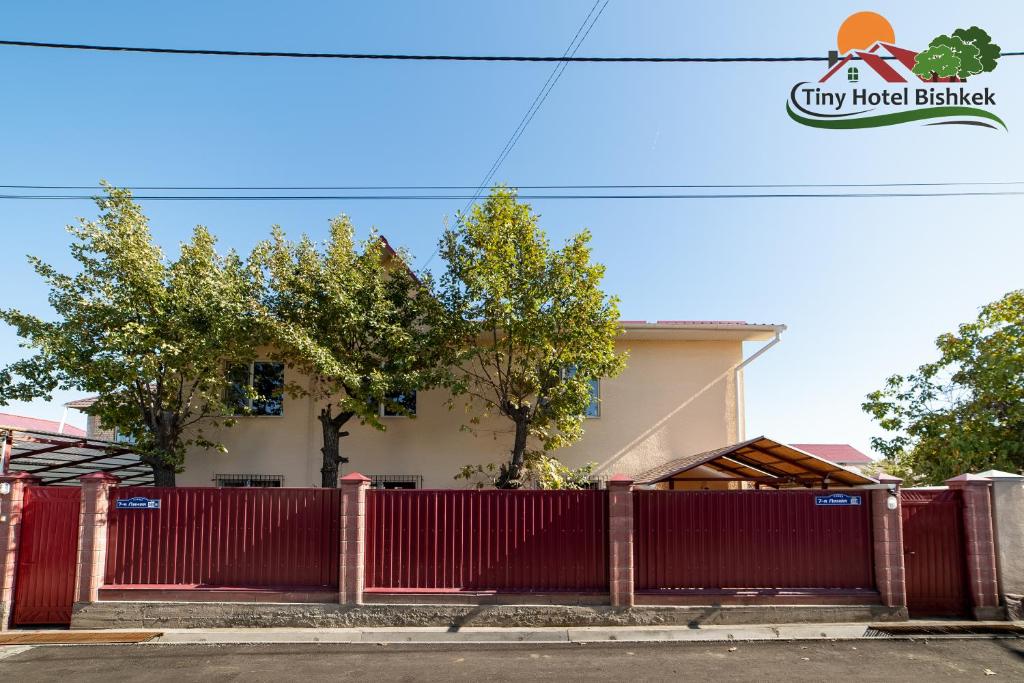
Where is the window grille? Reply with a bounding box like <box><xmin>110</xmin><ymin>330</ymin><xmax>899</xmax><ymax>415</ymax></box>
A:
<box><xmin>215</xmin><ymin>473</ymin><xmax>284</xmax><ymax>488</ymax></box>
<box><xmin>369</xmin><ymin>474</ymin><xmax>423</xmax><ymax>490</ymax></box>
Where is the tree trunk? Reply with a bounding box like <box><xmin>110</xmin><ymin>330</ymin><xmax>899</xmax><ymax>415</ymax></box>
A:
<box><xmin>499</xmin><ymin>418</ymin><xmax>530</xmax><ymax>489</ymax></box>
<box><xmin>149</xmin><ymin>410</ymin><xmax>180</xmax><ymax>487</ymax></box>
<box><xmin>319</xmin><ymin>405</ymin><xmax>355</xmax><ymax>488</ymax></box>
<box><xmin>152</xmin><ymin>463</ymin><xmax>176</xmax><ymax>487</ymax></box>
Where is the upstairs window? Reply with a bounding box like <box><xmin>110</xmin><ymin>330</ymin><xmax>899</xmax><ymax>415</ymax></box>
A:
<box><xmin>380</xmin><ymin>390</ymin><xmax>416</xmax><ymax>417</ymax></box>
<box><xmin>562</xmin><ymin>366</ymin><xmax>601</xmax><ymax>418</ymax></box>
<box><xmin>227</xmin><ymin>362</ymin><xmax>284</xmax><ymax>416</ymax></box>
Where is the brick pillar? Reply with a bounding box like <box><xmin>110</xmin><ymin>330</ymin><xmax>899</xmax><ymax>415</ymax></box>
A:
<box><xmin>75</xmin><ymin>473</ymin><xmax>119</xmax><ymax>606</ymax></box>
<box><xmin>0</xmin><ymin>472</ymin><xmax>40</xmax><ymax>630</ymax></box>
<box><xmin>947</xmin><ymin>474</ymin><xmax>1002</xmax><ymax>619</ymax></box>
<box><xmin>339</xmin><ymin>472</ymin><xmax>370</xmax><ymax>605</ymax></box>
<box><xmin>871</xmin><ymin>474</ymin><xmax>907</xmax><ymax>613</ymax></box>
<box><xmin>607</xmin><ymin>474</ymin><xmax>634</xmax><ymax>608</ymax></box>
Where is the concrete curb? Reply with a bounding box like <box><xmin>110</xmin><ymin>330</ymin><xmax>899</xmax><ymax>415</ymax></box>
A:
<box><xmin>147</xmin><ymin>623</ymin><xmax>877</xmax><ymax>644</ymax></box>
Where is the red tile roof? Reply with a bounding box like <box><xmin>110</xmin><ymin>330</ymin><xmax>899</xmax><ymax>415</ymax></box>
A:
<box><xmin>790</xmin><ymin>443</ymin><xmax>873</xmax><ymax>465</ymax></box>
<box><xmin>0</xmin><ymin>412</ymin><xmax>86</xmax><ymax>437</ymax></box>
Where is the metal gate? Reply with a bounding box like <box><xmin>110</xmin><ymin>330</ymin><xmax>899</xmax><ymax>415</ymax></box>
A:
<box><xmin>901</xmin><ymin>489</ymin><xmax>969</xmax><ymax>617</ymax></box>
<box><xmin>12</xmin><ymin>486</ymin><xmax>81</xmax><ymax>626</ymax></box>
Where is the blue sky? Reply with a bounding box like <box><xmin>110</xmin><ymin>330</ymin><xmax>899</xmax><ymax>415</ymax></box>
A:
<box><xmin>1</xmin><ymin>1</ymin><xmax>1022</xmax><ymax>457</ymax></box>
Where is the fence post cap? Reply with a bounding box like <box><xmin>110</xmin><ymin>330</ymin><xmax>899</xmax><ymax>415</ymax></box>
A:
<box><xmin>79</xmin><ymin>472</ymin><xmax>120</xmax><ymax>483</ymax></box>
<box><xmin>874</xmin><ymin>473</ymin><xmax>903</xmax><ymax>484</ymax></box>
<box><xmin>339</xmin><ymin>472</ymin><xmax>371</xmax><ymax>483</ymax></box>
<box><xmin>975</xmin><ymin>469</ymin><xmax>1024</xmax><ymax>480</ymax></box>
<box><xmin>607</xmin><ymin>473</ymin><xmax>634</xmax><ymax>485</ymax></box>
<box><xmin>945</xmin><ymin>473</ymin><xmax>991</xmax><ymax>487</ymax></box>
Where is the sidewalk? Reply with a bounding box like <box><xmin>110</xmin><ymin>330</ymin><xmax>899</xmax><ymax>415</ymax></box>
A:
<box><xmin>21</xmin><ymin>621</ymin><xmax>1011</xmax><ymax>645</ymax></box>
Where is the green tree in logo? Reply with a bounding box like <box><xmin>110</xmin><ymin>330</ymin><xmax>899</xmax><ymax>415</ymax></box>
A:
<box><xmin>913</xmin><ymin>28</ymin><xmax>1000</xmax><ymax>82</ymax></box>
<box><xmin>952</xmin><ymin>26</ymin><xmax>1001</xmax><ymax>73</ymax></box>
<box><xmin>912</xmin><ymin>41</ymin><xmax>962</xmax><ymax>81</ymax></box>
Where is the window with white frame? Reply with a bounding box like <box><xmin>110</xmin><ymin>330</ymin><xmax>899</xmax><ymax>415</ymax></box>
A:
<box><xmin>226</xmin><ymin>362</ymin><xmax>284</xmax><ymax>416</ymax></box>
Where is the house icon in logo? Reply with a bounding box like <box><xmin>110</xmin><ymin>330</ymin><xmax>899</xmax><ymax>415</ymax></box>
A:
<box><xmin>821</xmin><ymin>43</ymin><xmax>960</xmax><ymax>84</ymax></box>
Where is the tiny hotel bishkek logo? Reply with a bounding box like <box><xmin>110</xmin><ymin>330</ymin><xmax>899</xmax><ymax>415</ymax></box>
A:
<box><xmin>787</xmin><ymin>11</ymin><xmax>1005</xmax><ymax>130</ymax></box>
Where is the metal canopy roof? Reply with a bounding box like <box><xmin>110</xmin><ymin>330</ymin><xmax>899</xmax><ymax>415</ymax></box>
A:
<box><xmin>635</xmin><ymin>436</ymin><xmax>877</xmax><ymax>488</ymax></box>
<box><xmin>1</xmin><ymin>427</ymin><xmax>154</xmax><ymax>486</ymax></box>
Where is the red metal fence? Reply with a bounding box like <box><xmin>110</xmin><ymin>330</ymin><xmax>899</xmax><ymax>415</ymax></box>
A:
<box><xmin>365</xmin><ymin>490</ymin><xmax>608</xmax><ymax>591</ymax></box>
<box><xmin>12</xmin><ymin>486</ymin><xmax>81</xmax><ymax>626</ymax></box>
<box><xmin>104</xmin><ymin>487</ymin><xmax>340</xmax><ymax>588</ymax></box>
<box><xmin>901</xmin><ymin>489</ymin><xmax>969</xmax><ymax>617</ymax></box>
<box><xmin>633</xmin><ymin>490</ymin><xmax>875</xmax><ymax>591</ymax></box>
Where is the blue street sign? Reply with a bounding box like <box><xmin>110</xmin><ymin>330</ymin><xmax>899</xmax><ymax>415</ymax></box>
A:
<box><xmin>115</xmin><ymin>497</ymin><xmax>161</xmax><ymax>510</ymax></box>
<box><xmin>815</xmin><ymin>493</ymin><xmax>862</xmax><ymax>506</ymax></box>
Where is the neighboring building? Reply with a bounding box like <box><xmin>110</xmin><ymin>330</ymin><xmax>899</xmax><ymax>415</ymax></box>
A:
<box><xmin>165</xmin><ymin>320</ymin><xmax>785</xmax><ymax>489</ymax></box>
<box><xmin>789</xmin><ymin>443</ymin><xmax>874</xmax><ymax>469</ymax></box>
<box><xmin>64</xmin><ymin>397</ymin><xmax>135</xmax><ymax>443</ymax></box>
<box><xmin>0</xmin><ymin>411</ymin><xmax>86</xmax><ymax>437</ymax></box>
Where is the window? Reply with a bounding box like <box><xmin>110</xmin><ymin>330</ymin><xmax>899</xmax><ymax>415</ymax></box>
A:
<box><xmin>380</xmin><ymin>390</ymin><xmax>416</xmax><ymax>417</ymax></box>
<box><xmin>847</xmin><ymin>66</ymin><xmax>859</xmax><ymax>83</ymax></box>
<box><xmin>215</xmin><ymin>473</ymin><xmax>284</xmax><ymax>488</ymax></box>
<box><xmin>369</xmin><ymin>474</ymin><xmax>422</xmax><ymax>489</ymax></box>
<box><xmin>227</xmin><ymin>362</ymin><xmax>284</xmax><ymax>416</ymax></box>
<box><xmin>562</xmin><ymin>366</ymin><xmax>601</xmax><ymax>418</ymax></box>
<box><xmin>584</xmin><ymin>378</ymin><xmax>600</xmax><ymax>418</ymax></box>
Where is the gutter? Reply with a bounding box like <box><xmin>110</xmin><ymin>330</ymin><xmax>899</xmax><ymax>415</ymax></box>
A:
<box><xmin>735</xmin><ymin>325</ymin><xmax>786</xmax><ymax>441</ymax></box>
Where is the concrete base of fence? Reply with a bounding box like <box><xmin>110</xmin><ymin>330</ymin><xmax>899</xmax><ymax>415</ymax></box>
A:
<box><xmin>71</xmin><ymin>601</ymin><xmax>907</xmax><ymax>630</ymax></box>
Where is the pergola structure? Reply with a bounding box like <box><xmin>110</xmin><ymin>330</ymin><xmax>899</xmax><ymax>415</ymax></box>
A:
<box><xmin>635</xmin><ymin>435</ymin><xmax>877</xmax><ymax>489</ymax></box>
<box><xmin>1</xmin><ymin>427</ymin><xmax>153</xmax><ymax>486</ymax></box>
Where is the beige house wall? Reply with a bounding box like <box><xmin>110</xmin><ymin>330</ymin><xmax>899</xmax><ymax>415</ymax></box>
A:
<box><xmin>177</xmin><ymin>338</ymin><xmax>744</xmax><ymax>489</ymax></box>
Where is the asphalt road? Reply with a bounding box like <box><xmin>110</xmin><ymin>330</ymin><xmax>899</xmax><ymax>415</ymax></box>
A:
<box><xmin>2</xmin><ymin>639</ymin><xmax>1023</xmax><ymax>681</ymax></box>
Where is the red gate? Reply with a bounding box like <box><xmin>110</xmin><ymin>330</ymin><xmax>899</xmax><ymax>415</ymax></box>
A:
<box><xmin>365</xmin><ymin>490</ymin><xmax>608</xmax><ymax>592</ymax></box>
<box><xmin>12</xmin><ymin>486</ymin><xmax>82</xmax><ymax>626</ymax></box>
<box><xmin>633</xmin><ymin>490</ymin><xmax>875</xmax><ymax>591</ymax></box>
<box><xmin>901</xmin><ymin>489</ymin><xmax>969</xmax><ymax>617</ymax></box>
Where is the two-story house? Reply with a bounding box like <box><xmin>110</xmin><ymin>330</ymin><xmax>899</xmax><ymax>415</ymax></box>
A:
<box><xmin>152</xmin><ymin>320</ymin><xmax>784</xmax><ymax>489</ymax></box>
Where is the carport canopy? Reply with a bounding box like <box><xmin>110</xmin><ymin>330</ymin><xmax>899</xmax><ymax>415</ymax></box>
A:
<box><xmin>636</xmin><ymin>436</ymin><xmax>877</xmax><ymax>488</ymax></box>
<box><xmin>1</xmin><ymin>427</ymin><xmax>154</xmax><ymax>486</ymax></box>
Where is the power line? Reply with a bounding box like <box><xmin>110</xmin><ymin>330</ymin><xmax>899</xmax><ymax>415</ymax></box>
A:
<box><xmin>461</xmin><ymin>0</ymin><xmax>608</xmax><ymax>215</ymax></box>
<box><xmin>3</xmin><ymin>39</ymin><xmax>1019</xmax><ymax>62</ymax></box>
<box><xmin>3</xmin><ymin>181</ymin><xmax>1024</xmax><ymax>191</ymax></box>
<box><xmin>1</xmin><ymin>191</ymin><xmax>1022</xmax><ymax>201</ymax></box>
<box><xmin>420</xmin><ymin>0</ymin><xmax>608</xmax><ymax>271</ymax></box>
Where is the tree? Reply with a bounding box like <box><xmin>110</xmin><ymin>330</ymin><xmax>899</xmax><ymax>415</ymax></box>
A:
<box><xmin>952</xmin><ymin>26</ymin><xmax>1001</xmax><ymax>73</ymax></box>
<box><xmin>438</xmin><ymin>187</ymin><xmax>626</xmax><ymax>488</ymax></box>
<box><xmin>863</xmin><ymin>290</ymin><xmax>1024</xmax><ymax>484</ymax></box>
<box><xmin>0</xmin><ymin>185</ymin><xmax>261</xmax><ymax>485</ymax></box>
<box><xmin>913</xmin><ymin>34</ymin><xmax>983</xmax><ymax>81</ymax></box>
<box><xmin>253</xmin><ymin>218</ymin><xmax>444</xmax><ymax>487</ymax></box>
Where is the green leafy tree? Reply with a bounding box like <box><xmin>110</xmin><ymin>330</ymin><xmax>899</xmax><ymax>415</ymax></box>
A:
<box><xmin>0</xmin><ymin>185</ymin><xmax>261</xmax><ymax>486</ymax></box>
<box><xmin>913</xmin><ymin>34</ymin><xmax>983</xmax><ymax>81</ymax></box>
<box><xmin>863</xmin><ymin>290</ymin><xmax>1024</xmax><ymax>484</ymax></box>
<box><xmin>252</xmin><ymin>219</ymin><xmax>444</xmax><ymax>487</ymax></box>
<box><xmin>952</xmin><ymin>26</ymin><xmax>1001</xmax><ymax>73</ymax></box>
<box><xmin>438</xmin><ymin>187</ymin><xmax>626</xmax><ymax>488</ymax></box>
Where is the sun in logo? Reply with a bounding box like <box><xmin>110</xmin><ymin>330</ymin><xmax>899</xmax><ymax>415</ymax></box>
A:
<box><xmin>836</xmin><ymin>11</ymin><xmax>895</xmax><ymax>54</ymax></box>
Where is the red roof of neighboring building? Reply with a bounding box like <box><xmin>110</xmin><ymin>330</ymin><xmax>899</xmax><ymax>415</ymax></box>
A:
<box><xmin>790</xmin><ymin>443</ymin><xmax>873</xmax><ymax>465</ymax></box>
<box><xmin>0</xmin><ymin>412</ymin><xmax>86</xmax><ymax>437</ymax></box>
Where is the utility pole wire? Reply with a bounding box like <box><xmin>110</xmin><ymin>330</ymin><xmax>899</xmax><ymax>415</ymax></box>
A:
<box><xmin>423</xmin><ymin>0</ymin><xmax>610</xmax><ymax>271</ymax></box>
<box><xmin>1</xmin><ymin>39</ymin><xmax>1020</xmax><ymax>61</ymax></box>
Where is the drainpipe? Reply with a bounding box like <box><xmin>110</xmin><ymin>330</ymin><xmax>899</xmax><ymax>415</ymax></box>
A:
<box><xmin>58</xmin><ymin>405</ymin><xmax>69</xmax><ymax>434</ymax></box>
<box><xmin>735</xmin><ymin>325</ymin><xmax>786</xmax><ymax>441</ymax></box>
